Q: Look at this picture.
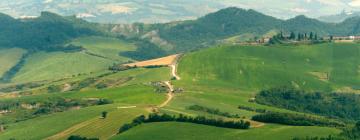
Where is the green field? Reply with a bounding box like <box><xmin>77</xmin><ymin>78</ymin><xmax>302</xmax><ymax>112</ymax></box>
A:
<box><xmin>110</xmin><ymin>43</ymin><xmax>357</xmax><ymax>140</ymax></box>
<box><xmin>12</xmin><ymin>51</ymin><xmax>113</xmax><ymax>83</ymax></box>
<box><xmin>176</xmin><ymin>43</ymin><xmax>360</xmax><ymax>91</ymax></box>
<box><xmin>3</xmin><ymin>43</ymin><xmax>359</xmax><ymax>140</ymax></box>
<box><xmin>71</xmin><ymin>36</ymin><xmax>136</xmax><ymax>62</ymax></box>
<box><xmin>0</xmin><ymin>84</ymin><xmax>166</xmax><ymax>140</ymax></box>
<box><xmin>11</xmin><ymin>36</ymin><xmax>136</xmax><ymax>83</ymax></box>
<box><xmin>0</xmin><ymin>48</ymin><xmax>26</xmax><ymax>77</ymax></box>
<box><xmin>112</xmin><ymin>122</ymin><xmax>340</xmax><ymax>140</ymax></box>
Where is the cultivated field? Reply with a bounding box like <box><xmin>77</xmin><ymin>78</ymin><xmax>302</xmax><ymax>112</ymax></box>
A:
<box><xmin>125</xmin><ymin>54</ymin><xmax>179</xmax><ymax>67</ymax></box>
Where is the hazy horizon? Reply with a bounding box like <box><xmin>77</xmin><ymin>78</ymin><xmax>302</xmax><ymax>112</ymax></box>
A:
<box><xmin>0</xmin><ymin>0</ymin><xmax>359</xmax><ymax>23</ymax></box>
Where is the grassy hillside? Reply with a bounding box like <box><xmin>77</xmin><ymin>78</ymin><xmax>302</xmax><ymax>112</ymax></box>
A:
<box><xmin>176</xmin><ymin>43</ymin><xmax>360</xmax><ymax>91</ymax></box>
<box><xmin>0</xmin><ymin>48</ymin><xmax>26</xmax><ymax>77</ymax></box>
<box><xmin>112</xmin><ymin>122</ymin><xmax>340</xmax><ymax>140</ymax></box>
<box><xmin>0</xmin><ymin>85</ymin><xmax>166</xmax><ymax>140</ymax></box>
<box><xmin>110</xmin><ymin>43</ymin><xmax>357</xmax><ymax>140</ymax></box>
<box><xmin>12</xmin><ymin>51</ymin><xmax>113</xmax><ymax>83</ymax></box>
<box><xmin>71</xmin><ymin>36</ymin><xmax>136</xmax><ymax>62</ymax></box>
<box><xmin>11</xmin><ymin>36</ymin><xmax>138</xmax><ymax>83</ymax></box>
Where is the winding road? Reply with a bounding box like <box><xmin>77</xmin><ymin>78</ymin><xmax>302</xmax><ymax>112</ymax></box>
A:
<box><xmin>158</xmin><ymin>59</ymin><xmax>181</xmax><ymax>108</ymax></box>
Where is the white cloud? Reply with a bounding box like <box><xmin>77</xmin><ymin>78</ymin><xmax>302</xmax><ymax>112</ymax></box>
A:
<box><xmin>315</xmin><ymin>0</ymin><xmax>343</xmax><ymax>6</ymax></box>
<box><xmin>349</xmin><ymin>0</ymin><xmax>360</xmax><ymax>7</ymax></box>
<box><xmin>290</xmin><ymin>7</ymin><xmax>309</xmax><ymax>13</ymax></box>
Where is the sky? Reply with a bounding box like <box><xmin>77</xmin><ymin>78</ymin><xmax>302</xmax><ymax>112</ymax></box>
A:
<box><xmin>222</xmin><ymin>0</ymin><xmax>360</xmax><ymax>18</ymax></box>
<box><xmin>0</xmin><ymin>0</ymin><xmax>360</xmax><ymax>23</ymax></box>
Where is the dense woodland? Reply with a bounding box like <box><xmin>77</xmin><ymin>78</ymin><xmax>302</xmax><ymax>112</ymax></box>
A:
<box><xmin>252</xmin><ymin>112</ymin><xmax>344</xmax><ymax>127</ymax></box>
<box><xmin>119</xmin><ymin>113</ymin><xmax>251</xmax><ymax>133</ymax></box>
<box><xmin>255</xmin><ymin>87</ymin><xmax>360</xmax><ymax>120</ymax></box>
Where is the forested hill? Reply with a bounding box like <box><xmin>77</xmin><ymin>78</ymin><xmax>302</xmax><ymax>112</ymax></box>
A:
<box><xmin>112</xmin><ymin>7</ymin><xmax>360</xmax><ymax>52</ymax></box>
<box><xmin>0</xmin><ymin>12</ymin><xmax>102</xmax><ymax>51</ymax></box>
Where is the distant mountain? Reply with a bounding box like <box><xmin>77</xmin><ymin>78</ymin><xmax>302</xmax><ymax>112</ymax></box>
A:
<box><xmin>112</xmin><ymin>7</ymin><xmax>360</xmax><ymax>52</ymax></box>
<box><xmin>156</xmin><ymin>7</ymin><xmax>282</xmax><ymax>51</ymax></box>
<box><xmin>0</xmin><ymin>12</ymin><xmax>101</xmax><ymax>51</ymax></box>
<box><xmin>0</xmin><ymin>0</ymin><xmax>224</xmax><ymax>24</ymax></box>
<box><xmin>318</xmin><ymin>10</ymin><xmax>360</xmax><ymax>23</ymax></box>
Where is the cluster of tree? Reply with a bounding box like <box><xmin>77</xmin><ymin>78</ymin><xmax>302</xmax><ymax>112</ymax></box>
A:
<box><xmin>238</xmin><ymin>105</ymin><xmax>267</xmax><ymax>113</ymax></box>
<box><xmin>292</xmin><ymin>135</ymin><xmax>343</xmax><ymax>140</ymax></box>
<box><xmin>150</xmin><ymin>82</ymin><xmax>169</xmax><ymax>93</ymax></box>
<box><xmin>108</xmin><ymin>64</ymin><xmax>136</xmax><ymax>72</ymax></box>
<box><xmin>255</xmin><ymin>87</ymin><xmax>360</xmax><ymax>120</ymax></box>
<box><xmin>292</xmin><ymin>121</ymin><xmax>360</xmax><ymax>140</ymax></box>
<box><xmin>341</xmin><ymin>121</ymin><xmax>360</xmax><ymax>140</ymax></box>
<box><xmin>188</xmin><ymin>105</ymin><xmax>241</xmax><ymax>118</ymax></box>
<box><xmin>67</xmin><ymin>135</ymin><xmax>99</xmax><ymax>140</ymax></box>
<box><xmin>252</xmin><ymin>112</ymin><xmax>344</xmax><ymax>127</ymax></box>
<box><xmin>0</xmin><ymin>97</ymin><xmax>112</xmax><ymax>124</ymax></box>
<box><xmin>119</xmin><ymin>113</ymin><xmax>251</xmax><ymax>133</ymax></box>
<box><xmin>119</xmin><ymin>39</ymin><xmax>167</xmax><ymax>61</ymax></box>
<box><xmin>143</xmin><ymin>65</ymin><xmax>166</xmax><ymax>69</ymax></box>
<box><xmin>70</xmin><ymin>78</ymin><xmax>97</xmax><ymax>91</ymax></box>
<box><xmin>0</xmin><ymin>82</ymin><xmax>43</xmax><ymax>93</ymax></box>
<box><xmin>0</xmin><ymin>12</ymin><xmax>101</xmax><ymax>52</ymax></box>
<box><xmin>269</xmin><ymin>32</ymin><xmax>320</xmax><ymax>45</ymax></box>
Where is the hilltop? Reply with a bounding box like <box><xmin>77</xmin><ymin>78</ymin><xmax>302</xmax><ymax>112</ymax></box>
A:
<box><xmin>113</xmin><ymin>7</ymin><xmax>360</xmax><ymax>52</ymax></box>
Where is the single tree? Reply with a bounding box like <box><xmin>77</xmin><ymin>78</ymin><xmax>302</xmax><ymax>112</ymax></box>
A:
<box><xmin>101</xmin><ymin>111</ymin><xmax>108</xmax><ymax>119</ymax></box>
<box><xmin>290</xmin><ymin>32</ymin><xmax>296</xmax><ymax>40</ymax></box>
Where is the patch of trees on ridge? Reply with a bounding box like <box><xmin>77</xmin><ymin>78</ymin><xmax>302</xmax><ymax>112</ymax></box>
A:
<box><xmin>188</xmin><ymin>105</ymin><xmax>241</xmax><ymax>118</ymax></box>
<box><xmin>0</xmin><ymin>97</ymin><xmax>112</xmax><ymax>125</ymax></box>
<box><xmin>118</xmin><ymin>113</ymin><xmax>251</xmax><ymax>133</ymax></box>
<box><xmin>252</xmin><ymin>112</ymin><xmax>344</xmax><ymax>127</ymax></box>
<box><xmin>255</xmin><ymin>87</ymin><xmax>360</xmax><ymax>120</ymax></box>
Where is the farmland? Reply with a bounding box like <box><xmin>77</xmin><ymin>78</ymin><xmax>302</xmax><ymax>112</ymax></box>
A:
<box><xmin>11</xmin><ymin>36</ymin><xmax>137</xmax><ymax>83</ymax></box>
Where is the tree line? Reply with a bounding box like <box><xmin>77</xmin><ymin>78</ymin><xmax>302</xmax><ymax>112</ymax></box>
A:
<box><xmin>252</xmin><ymin>112</ymin><xmax>344</xmax><ymax>127</ymax></box>
<box><xmin>269</xmin><ymin>31</ymin><xmax>321</xmax><ymax>45</ymax></box>
<box><xmin>119</xmin><ymin>113</ymin><xmax>251</xmax><ymax>133</ymax></box>
<box><xmin>188</xmin><ymin>105</ymin><xmax>241</xmax><ymax>118</ymax></box>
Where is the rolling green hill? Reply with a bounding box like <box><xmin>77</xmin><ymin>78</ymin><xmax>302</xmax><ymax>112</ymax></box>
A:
<box><xmin>112</xmin><ymin>122</ymin><xmax>340</xmax><ymax>140</ymax></box>
<box><xmin>0</xmin><ymin>48</ymin><xmax>26</xmax><ymax>78</ymax></box>
<box><xmin>114</xmin><ymin>7</ymin><xmax>360</xmax><ymax>53</ymax></box>
<box><xmin>176</xmin><ymin>43</ymin><xmax>360</xmax><ymax>91</ymax></box>
<box><xmin>0</xmin><ymin>12</ymin><xmax>101</xmax><ymax>51</ymax></box>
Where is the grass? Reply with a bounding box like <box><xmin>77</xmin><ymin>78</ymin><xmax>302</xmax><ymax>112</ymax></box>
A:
<box><xmin>71</xmin><ymin>36</ymin><xmax>136</xmax><ymax>62</ymax></box>
<box><xmin>176</xmin><ymin>43</ymin><xmax>360</xmax><ymax>91</ymax></box>
<box><xmin>112</xmin><ymin>122</ymin><xmax>341</xmax><ymax>140</ymax></box>
<box><xmin>0</xmin><ymin>48</ymin><xmax>26</xmax><ymax>77</ymax></box>
<box><xmin>0</xmin><ymin>85</ymin><xmax>167</xmax><ymax>140</ymax></box>
<box><xmin>137</xmin><ymin>43</ymin><xmax>355</xmax><ymax>140</ymax></box>
<box><xmin>12</xmin><ymin>51</ymin><xmax>113</xmax><ymax>83</ymax></box>
<box><xmin>11</xmin><ymin>36</ymin><xmax>136</xmax><ymax>83</ymax></box>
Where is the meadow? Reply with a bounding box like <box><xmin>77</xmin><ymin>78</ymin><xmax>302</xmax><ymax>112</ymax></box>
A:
<box><xmin>0</xmin><ymin>48</ymin><xmax>26</xmax><ymax>77</ymax></box>
<box><xmin>0</xmin><ymin>84</ymin><xmax>166</xmax><ymax>140</ymax></box>
<box><xmin>112</xmin><ymin>43</ymin><xmax>360</xmax><ymax>139</ymax></box>
<box><xmin>112</xmin><ymin>122</ymin><xmax>340</xmax><ymax>140</ymax></box>
<box><xmin>11</xmin><ymin>36</ymin><xmax>136</xmax><ymax>83</ymax></box>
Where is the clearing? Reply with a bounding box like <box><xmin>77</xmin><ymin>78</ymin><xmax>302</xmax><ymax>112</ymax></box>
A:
<box><xmin>125</xmin><ymin>54</ymin><xmax>180</xmax><ymax>67</ymax></box>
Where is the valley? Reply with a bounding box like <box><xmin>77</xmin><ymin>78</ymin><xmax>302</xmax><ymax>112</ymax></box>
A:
<box><xmin>1</xmin><ymin>6</ymin><xmax>360</xmax><ymax>140</ymax></box>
